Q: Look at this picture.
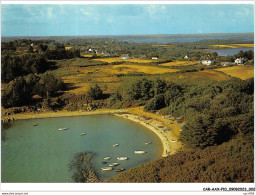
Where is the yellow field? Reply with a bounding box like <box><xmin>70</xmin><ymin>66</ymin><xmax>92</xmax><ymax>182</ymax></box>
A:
<box><xmin>211</xmin><ymin>44</ymin><xmax>254</xmax><ymax>49</ymax></box>
<box><xmin>81</xmin><ymin>54</ymin><xmax>93</xmax><ymax>58</ymax></box>
<box><xmin>110</xmin><ymin>65</ymin><xmax>178</xmax><ymax>74</ymax></box>
<box><xmin>160</xmin><ymin>61</ymin><xmax>198</xmax><ymax>66</ymax></box>
<box><xmin>65</xmin><ymin>47</ymin><xmax>72</xmax><ymax>50</ymax></box>
<box><xmin>92</xmin><ymin>57</ymin><xmax>121</xmax><ymax>63</ymax></box>
<box><xmin>179</xmin><ymin>70</ymin><xmax>230</xmax><ymax>81</ymax></box>
<box><xmin>61</xmin><ymin>64</ymin><xmax>178</xmax><ymax>94</ymax></box>
<box><xmin>232</xmin><ymin>44</ymin><xmax>254</xmax><ymax>48</ymax></box>
<box><xmin>93</xmin><ymin>57</ymin><xmax>159</xmax><ymax>63</ymax></box>
<box><xmin>216</xmin><ymin>66</ymin><xmax>254</xmax><ymax>80</ymax></box>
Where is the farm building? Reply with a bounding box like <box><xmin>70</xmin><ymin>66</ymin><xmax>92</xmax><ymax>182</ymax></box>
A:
<box><xmin>152</xmin><ymin>57</ymin><xmax>158</xmax><ymax>60</ymax></box>
<box><xmin>121</xmin><ymin>54</ymin><xmax>130</xmax><ymax>60</ymax></box>
<box><xmin>184</xmin><ymin>55</ymin><xmax>189</xmax><ymax>59</ymax></box>
<box><xmin>235</xmin><ymin>58</ymin><xmax>245</xmax><ymax>65</ymax></box>
<box><xmin>140</xmin><ymin>54</ymin><xmax>147</xmax><ymax>58</ymax></box>
<box><xmin>221</xmin><ymin>62</ymin><xmax>233</xmax><ymax>66</ymax></box>
<box><xmin>201</xmin><ymin>59</ymin><xmax>215</xmax><ymax>65</ymax></box>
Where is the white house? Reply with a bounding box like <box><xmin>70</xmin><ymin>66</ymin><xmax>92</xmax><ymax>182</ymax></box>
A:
<box><xmin>184</xmin><ymin>55</ymin><xmax>189</xmax><ymax>59</ymax></box>
<box><xmin>235</xmin><ymin>58</ymin><xmax>245</xmax><ymax>65</ymax></box>
<box><xmin>121</xmin><ymin>54</ymin><xmax>130</xmax><ymax>60</ymax></box>
<box><xmin>201</xmin><ymin>59</ymin><xmax>215</xmax><ymax>65</ymax></box>
<box><xmin>152</xmin><ymin>57</ymin><xmax>158</xmax><ymax>60</ymax></box>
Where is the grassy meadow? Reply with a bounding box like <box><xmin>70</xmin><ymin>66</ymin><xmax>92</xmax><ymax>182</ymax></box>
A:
<box><xmin>92</xmin><ymin>57</ymin><xmax>160</xmax><ymax>63</ymax></box>
<box><xmin>160</xmin><ymin>61</ymin><xmax>198</xmax><ymax>66</ymax></box>
<box><xmin>210</xmin><ymin>43</ymin><xmax>254</xmax><ymax>49</ymax></box>
<box><xmin>216</xmin><ymin>66</ymin><xmax>254</xmax><ymax>80</ymax></box>
<box><xmin>47</xmin><ymin>56</ymin><xmax>254</xmax><ymax>95</ymax></box>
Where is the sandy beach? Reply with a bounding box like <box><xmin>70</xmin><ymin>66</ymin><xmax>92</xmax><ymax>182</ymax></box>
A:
<box><xmin>115</xmin><ymin>110</ymin><xmax>182</xmax><ymax>157</ymax></box>
<box><xmin>2</xmin><ymin>109</ymin><xmax>128</xmax><ymax>121</ymax></box>
<box><xmin>2</xmin><ymin>107</ymin><xmax>182</xmax><ymax>157</ymax></box>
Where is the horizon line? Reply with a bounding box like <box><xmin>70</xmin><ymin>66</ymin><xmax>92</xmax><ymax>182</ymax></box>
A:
<box><xmin>1</xmin><ymin>32</ymin><xmax>254</xmax><ymax>38</ymax></box>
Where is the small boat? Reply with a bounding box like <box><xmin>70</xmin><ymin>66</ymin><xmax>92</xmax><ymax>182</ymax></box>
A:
<box><xmin>115</xmin><ymin>168</ymin><xmax>125</xmax><ymax>172</ymax></box>
<box><xmin>117</xmin><ymin>157</ymin><xmax>128</xmax><ymax>160</ymax></box>
<box><xmin>33</xmin><ymin>123</ymin><xmax>38</xmax><ymax>126</ymax></box>
<box><xmin>134</xmin><ymin>150</ymin><xmax>146</xmax><ymax>154</ymax></box>
<box><xmin>101</xmin><ymin>162</ymin><xmax>108</xmax><ymax>164</ymax></box>
<box><xmin>80</xmin><ymin>132</ymin><xmax>86</xmax><ymax>136</ymax></box>
<box><xmin>63</xmin><ymin>127</ymin><xmax>68</xmax><ymax>130</ymax></box>
<box><xmin>101</xmin><ymin>167</ymin><xmax>113</xmax><ymax>171</ymax></box>
<box><xmin>58</xmin><ymin>128</ymin><xmax>64</xmax><ymax>131</ymax></box>
<box><xmin>113</xmin><ymin>144</ymin><xmax>119</xmax><ymax>147</ymax></box>
<box><xmin>145</xmin><ymin>142</ymin><xmax>152</xmax><ymax>145</ymax></box>
<box><xmin>104</xmin><ymin>157</ymin><xmax>111</xmax><ymax>160</ymax></box>
<box><xmin>109</xmin><ymin>162</ymin><xmax>119</xmax><ymax>167</ymax></box>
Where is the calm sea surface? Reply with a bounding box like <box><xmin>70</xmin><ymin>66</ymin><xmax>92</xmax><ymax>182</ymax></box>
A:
<box><xmin>206</xmin><ymin>48</ymin><xmax>254</xmax><ymax>56</ymax></box>
<box><xmin>1</xmin><ymin>115</ymin><xmax>162</xmax><ymax>183</ymax></box>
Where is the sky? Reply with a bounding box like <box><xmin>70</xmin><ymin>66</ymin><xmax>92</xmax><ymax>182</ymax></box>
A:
<box><xmin>1</xmin><ymin>3</ymin><xmax>254</xmax><ymax>36</ymax></box>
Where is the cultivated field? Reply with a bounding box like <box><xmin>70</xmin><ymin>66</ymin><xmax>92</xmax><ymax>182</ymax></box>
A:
<box><xmin>160</xmin><ymin>61</ymin><xmax>198</xmax><ymax>66</ymax></box>
<box><xmin>57</xmin><ymin>59</ymin><xmax>178</xmax><ymax>94</ymax></box>
<box><xmin>92</xmin><ymin>57</ymin><xmax>160</xmax><ymax>63</ymax></box>
<box><xmin>81</xmin><ymin>54</ymin><xmax>93</xmax><ymax>58</ymax></box>
<box><xmin>210</xmin><ymin>44</ymin><xmax>254</xmax><ymax>49</ymax></box>
<box><xmin>216</xmin><ymin>66</ymin><xmax>254</xmax><ymax>80</ymax></box>
<box><xmin>178</xmin><ymin>70</ymin><xmax>231</xmax><ymax>82</ymax></box>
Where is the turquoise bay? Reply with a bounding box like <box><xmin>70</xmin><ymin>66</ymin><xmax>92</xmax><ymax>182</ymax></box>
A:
<box><xmin>1</xmin><ymin>115</ymin><xmax>162</xmax><ymax>182</ymax></box>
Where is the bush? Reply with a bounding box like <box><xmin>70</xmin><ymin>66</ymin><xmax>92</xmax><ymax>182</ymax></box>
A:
<box><xmin>144</xmin><ymin>94</ymin><xmax>165</xmax><ymax>111</ymax></box>
<box><xmin>86</xmin><ymin>84</ymin><xmax>103</xmax><ymax>100</ymax></box>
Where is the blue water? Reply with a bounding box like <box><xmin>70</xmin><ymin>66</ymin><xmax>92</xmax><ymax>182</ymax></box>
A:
<box><xmin>1</xmin><ymin>115</ymin><xmax>162</xmax><ymax>183</ymax></box>
<box><xmin>206</xmin><ymin>48</ymin><xmax>254</xmax><ymax>56</ymax></box>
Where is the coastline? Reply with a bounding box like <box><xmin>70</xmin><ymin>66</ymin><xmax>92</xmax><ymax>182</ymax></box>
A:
<box><xmin>115</xmin><ymin>113</ymin><xmax>169</xmax><ymax>157</ymax></box>
<box><xmin>2</xmin><ymin>107</ymin><xmax>182</xmax><ymax>157</ymax></box>
<box><xmin>115</xmin><ymin>110</ymin><xmax>182</xmax><ymax>157</ymax></box>
<box><xmin>2</xmin><ymin>109</ymin><xmax>128</xmax><ymax>121</ymax></box>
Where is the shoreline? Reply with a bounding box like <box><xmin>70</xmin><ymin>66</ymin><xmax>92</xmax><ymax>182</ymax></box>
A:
<box><xmin>2</xmin><ymin>108</ymin><xmax>182</xmax><ymax>157</ymax></box>
<box><xmin>115</xmin><ymin>113</ymin><xmax>170</xmax><ymax>157</ymax></box>
<box><xmin>2</xmin><ymin>109</ymin><xmax>128</xmax><ymax>121</ymax></box>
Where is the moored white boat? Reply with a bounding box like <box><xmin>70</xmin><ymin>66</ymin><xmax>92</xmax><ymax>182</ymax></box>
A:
<box><xmin>113</xmin><ymin>144</ymin><xmax>119</xmax><ymax>147</ymax></box>
<box><xmin>104</xmin><ymin>157</ymin><xmax>111</xmax><ymax>160</ymax></box>
<box><xmin>101</xmin><ymin>167</ymin><xmax>113</xmax><ymax>171</ymax></box>
<box><xmin>80</xmin><ymin>132</ymin><xmax>86</xmax><ymax>136</ymax></box>
<box><xmin>145</xmin><ymin>141</ymin><xmax>152</xmax><ymax>145</ymax></box>
<box><xmin>109</xmin><ymin>162</ymin><xmax>119</xmax><ymax>167</ymax></box>
<box><xmin>63</xmin><ymin>127</ymin><xmax>68</xmax><ymax>130</ymax></box>
<box><xmin>58</xmin><ymin>128</ymin><xmax>63</xmax><ymax>131</ymax></box>
<box><xmin>117</xmin><ymin>157</ymin><xmax>128</xmax><ymax>160</ymax></box>
<box><xmin>134</xmin><ymin>150</ymin><xmax>146</xmax><ymax>154</ymax></box>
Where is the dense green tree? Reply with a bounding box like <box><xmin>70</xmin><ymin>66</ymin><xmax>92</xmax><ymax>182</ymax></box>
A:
<box><xmin>144</xmin><ymin>94</ymin><xmax>165</xmax><ymax>111</ymax></box>
<box><xmin>180</xmin><ymin>114</ymin><xmax>219</xmax><ymax>148</ymax></box>
<box><xmin>38</xmin><ymin>72</ymin><xmax>63</xmax><ymax>98</ymax></box>
<box><xmin>2</xmin><ymin>77</ymin><xmax>31</xmax><ymax>108</ymax></box>
<box><xmin>86</xmin><ymin>84</ymin><xmax>103</xmax><ymax>100</ymax></box>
